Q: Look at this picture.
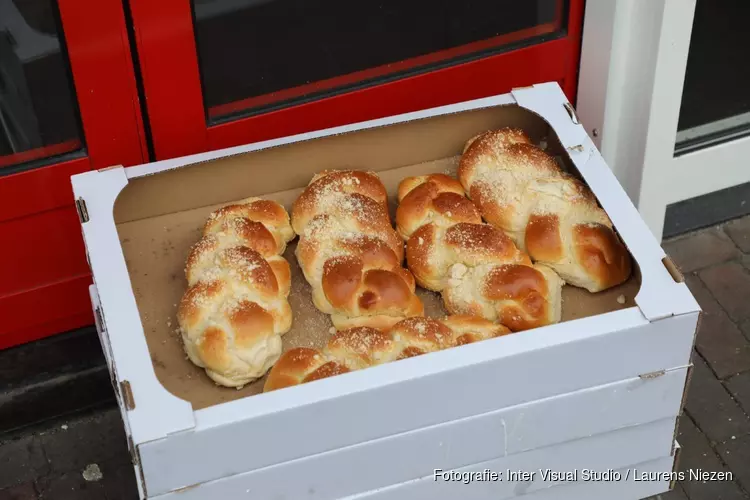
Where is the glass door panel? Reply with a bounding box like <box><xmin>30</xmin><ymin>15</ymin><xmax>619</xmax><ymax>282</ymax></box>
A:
<box><xmin>0</xmin><ymin>0</ymin><xmax>83</xmax><ymax>171</ymax></box>
<box><xmin>676</xmin><ymin>0</ymin><xmax>750</xmax><ymax>153</ymax></box>
<box><xmin>192</xmin><ymin>0</ymin><xmax>567</xmax><ymax>122</ymax></box>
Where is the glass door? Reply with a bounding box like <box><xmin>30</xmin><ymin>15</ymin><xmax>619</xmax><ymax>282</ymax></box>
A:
<box><xmin>130</xmin><ymin>0</ymin><xmax>584</xmax><ymax>159</ymax></box>
<box><xmin>0</xmin><ymin>0</ymin><xmax>146</xmax><ymax>348</ymax></box>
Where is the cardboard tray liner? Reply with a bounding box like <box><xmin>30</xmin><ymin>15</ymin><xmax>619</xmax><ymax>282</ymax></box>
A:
<box><xmin>114</xmin><ymin>104</ymin><xmax>640</xmax><ymax>410</ymax></box>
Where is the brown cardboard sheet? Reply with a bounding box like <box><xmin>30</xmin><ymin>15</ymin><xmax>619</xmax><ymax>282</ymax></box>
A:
<box><xmin>117</xmin><ymin>158</ymin><xmax>639</xmax><ymax>411</ymax></box>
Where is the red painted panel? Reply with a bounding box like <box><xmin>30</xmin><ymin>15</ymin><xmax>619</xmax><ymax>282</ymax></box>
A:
<box><xmin>129</xmin><ymin>0</ymin><xmax>208</xmax><ymax>159</ymax></box>
<box><xmin>0</xmin><ymin>207</ymin><xmax>88</xmax><ymax>297</ymax></box>
<box><xmin>0</xmin><ymin>278</ymin><xmax>93</xmax><ymax>348</ymax></box>
<box><xmin>0</xmin><ymin>0</ymin><xmax>146</xmax><ymax>349</ymax></box>
<box><xmin>0</xmin><ymin>157</ymin><xmax>90</xmax><ymax>223</ymax></box>
<box><xmin>0</xmin><ymin>312</ymin><xmax>94</xmax><ymax>351</ymax></box>
<box><xmin>58</xmin><ymin>0</ymin><xmax>147</xmax><ymax>169</ymax></box>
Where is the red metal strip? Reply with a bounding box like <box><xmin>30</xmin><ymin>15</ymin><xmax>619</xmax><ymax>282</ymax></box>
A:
<box><xmin>207</xmin><ymin>38</ymin><xmax>570</xmax><ymax>151</ymax></box>
<box><xmin>0</xmin><ymin>156</ymin><xmax>92</xmax><ymax>224</ymax></box>
<box><xmin>129</xmin><ymin>0</ymin><xmax>209</xmax><ymax>160</ymax></box>
<box><xmin>207</xmin><ymin>21</ymin><xmax>562</xmax><ymax>119</ymax></box>
<box><xmin>58</xmin><ymin>0</ymin><xmax>146</xmax><ymax>169</ymax></box>
<box><xmin>561</xmin><ymin>0</ymin><xmax>585</xmax><ymax>103</ymax></box>
<box><xmin>0</xmin><ymin>140</ymin><xmax>83</xmax><ymax>169</ymax></box>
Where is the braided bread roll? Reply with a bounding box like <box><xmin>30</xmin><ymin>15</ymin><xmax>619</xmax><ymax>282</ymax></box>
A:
<box><xmin>264</xmin><ymin>315</ymin><xmax>510</xmax><ymax>392</ymax></box>
<box><xmin>397</xmin><ymin>174</ymin><xmax>562</xmax><ymax>332</ymax></box>
<box><xmin>292</xmin><ymin>170</ymin><xmax>424</xmax><ymax>330</ymax></box>
<box><xmin>177</xmin><ymin>198</ymin><xmax>295</xmax><ymax>388</ymax></box>
<box><xmin>458</xmin><ymin>128</ymin><xmax>632</xmax><ymax>292</ymax></box>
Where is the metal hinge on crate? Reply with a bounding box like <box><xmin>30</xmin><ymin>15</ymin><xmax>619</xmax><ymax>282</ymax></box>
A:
<box><xmin>563</xmin><ymin>102</ymin><xmax>580</xmax><ymax>124</ymax></box>
<box><xmin>75</xmin><ymin>197</ymin><xmax>89</xmax><ymax>223</ymax></box>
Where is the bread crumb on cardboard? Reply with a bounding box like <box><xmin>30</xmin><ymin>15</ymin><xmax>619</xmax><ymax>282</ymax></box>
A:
<box><xmin>616</xmin><ymin>294</ymin><xmax>626</xmax><ymax>304</ymax></box>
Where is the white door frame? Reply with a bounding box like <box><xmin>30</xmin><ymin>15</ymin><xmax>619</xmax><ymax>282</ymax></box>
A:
<box><xmin>576</xmin><ymin>0</ymin><xmax>750</xmax><ymax>240</ymax></box>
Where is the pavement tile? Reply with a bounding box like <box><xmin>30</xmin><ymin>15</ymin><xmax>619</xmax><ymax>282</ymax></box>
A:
<box><xmin>685</xmin><ymin>354</ymin><xmax>750</xmax><ymax>443</ymax></box>
<box><xmin>686</xmin><ymin>275</ymin><xmax>750</xmax><ymax>379</ymax></box>
<box><xmin>675</xmin><ymin>415</ymin><xmax>746</xmax><ymax>500</ymax></box>
<box><xmin>717</xmin><ymin>434</ymin><xmax>750</xmax><ymax>494</ymax></box>
<box><xmin>0</xmin><ymin>483</ymin><xmax>37</xmax><ymax>500</ymax></box>
<box><xmin>724</xmin><ymin>216</ymin><xmax>750</xmax><ymax>253</ymax></box>
<box><xmin>725</xmin><ymin>371</ymin><xmax>750</xmax><ymax>417</ymax></box>
<box><xmin>0</xmin><ymin>437</ymin><xmax>48</xmax><ymax>490</ymax></box>
<box><xmin>663</xmin><ymin>228</ymin><xmax>739</xmax><ymax>273</ymax></box>
<box><xmin>101</xmin><ymin>460</ymin><xmax>139</xmax><ymax>500</ymax></box>
<box><xmin>37</xmin><ymin>473</ymin><xmax>106</xmax><ymax>500</ymax></box>
<box><xmin>700</xmin><ymin>262</ymin><xmax>750</xmax><ymax>323</ymax></box>
<box><xmin>740</xmin><ymin>320</ymin><xmax>750</xmax><ymax>343</ymax></box>
<box><xmin>39</xmin><ymin>408</ymin><xmax>130</xmax><ymax>476</ymax></box>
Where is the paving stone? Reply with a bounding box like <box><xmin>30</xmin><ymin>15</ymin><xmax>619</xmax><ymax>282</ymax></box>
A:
<box><xmin>717</xmin><ymin>434</ymin><xmax>750</xmax><ymax>494</ymax></box>
<box><xmin>39</xmin><ymin>408</ymin><xmax>130</xmax><ymax>476</ymax></box>
<box><xmin>37</xmin><ymin>473</ymin><xmax>106</xmax><ymax>500</ymax></box>
<box><xmin>685</xmin><ymin>354</ymin><xmax>750</xmax><ymax>443</ymax></box>
<box><xmin>663</xmin><ymin>228</ymin><xmax>739</xmax><ymax>273</ymax></box>
<box><xmin>700</xmin><ymin>262</ymin><xmax>750</xmax><ymax>323</ymax></box>
<box><xmin>725</xmin><ymin>371</ymin><xmax>750</xmax><ymax>417</ymax></box>
<box><xmin>101</xmin><ymin>460</ymin><xmax>139</xmax><ymax>500</ymax></box>
<box><xmin>675</xmin><ymin>415</ymin><xmax>747</xmax><ymax>500</ymax></box>
<box><xmin>0</xmin><ymin>483</ymin><xmax>37</xmax><ymax>500</ymax></box>
<box><xmin>724</xmin><ymin>216</ymin><xmax>750</xmax><ymax>253</ymax></box>
<box><xmin>0</xmin><ymin>437</ymin><xmax>48</xmax><ymax>490</ymax></box>
<box><xmin>740</xmin><ymin>320</ymin><xmax>750</xmax><ymax>343</ymax></box>
<box><xmin>686</xmin><ymin>275</ymin><xmax>750</xmax><ymax>379</ymax></box>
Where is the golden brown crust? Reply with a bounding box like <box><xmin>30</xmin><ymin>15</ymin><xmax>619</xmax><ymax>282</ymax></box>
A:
<box><xmin>396</xmin><ymin>174</ymin><xmax>481</xmax><ymax>240</ymax></box>
<box><xmin>293</xmin><ymin>170</ymin><xmax>423</xmax><ymax>329</ymax></box>
<box><xmin>396</xmin><ymin>168</ymin><xmax>562</xmax><ymax>330</ymax></box>
<box><xmin>177</xmin><ymin>198</ymin><xmax>295</xmax><ymax>388</ymax></box>
<box><xmin>458</xmin><ymin>128</ymin><xmax>632</xmax><ymax>292</ymax></box>
<box><xmin>264</xmin><ymin>315</ymin><xmax>513</xmax><ymax>392</ymax></box>
<box><xmin>440</xmin><ymin>314</ymin><xmax>512</xmax><ymax>345</ymax></box>
<box><xmin>291</xmin><ymin>170</ymin><xmax>389</xmax><ymax>234</ymax></box>
<box><xmin>573</xmin><ymin>224</ymin><xmax>632</xmax><ymax>292</ymax></box>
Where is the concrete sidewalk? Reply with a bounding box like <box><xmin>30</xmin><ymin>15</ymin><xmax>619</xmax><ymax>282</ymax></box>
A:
<box><xmin>2</xmin><ymin>216</ymin><xmax>750</xmax><ymax>499</ymax></box>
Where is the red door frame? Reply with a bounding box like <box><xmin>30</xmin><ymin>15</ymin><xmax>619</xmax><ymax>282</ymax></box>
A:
<box><xmin>0</xmin><ymin>0</ymin><xmax>146</xmax><ymax>349</ymax></box>
<box><xmin>131</xmin><ymin>0</ymin><xmax>585</xmax><ymax>160</ymax></box>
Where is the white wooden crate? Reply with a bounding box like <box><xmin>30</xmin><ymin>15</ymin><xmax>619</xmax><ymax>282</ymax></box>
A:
<box><xmin>72</xmin><ymin>82</ymin><xmax>699</xmax><ymax>499</ymax></box>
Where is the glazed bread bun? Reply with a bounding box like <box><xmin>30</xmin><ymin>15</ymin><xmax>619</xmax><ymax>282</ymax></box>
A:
<box><xmin>397</xmin><ymin>174</ymin><xmax>562</xmax><ymax>332</ymax></box>
<box><xmin>177</xmin><ymin>198</ymin><xmax>295</xmax><ymax>388</ymax></box>
<box><xmin>458</xmin><ymin>129</ymin><xmax>631</xmax><ymax>292</ymax></box>
<box><xmin>264</xmin><ymin>315</ymin><xmax>510</xmax><ymax>392</ymax></box>
<box><xmin>292</xmin><ymin>170</ymin><xmax>424</xmax><ymax>330</ymax></box>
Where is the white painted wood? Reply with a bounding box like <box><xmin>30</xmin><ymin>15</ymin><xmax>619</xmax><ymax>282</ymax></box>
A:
<box><xmin>661</xmin><ymin>134</ymin><xmax>750</xmax><ymax>207</ymax></box>
<box><xmin>526</xmin><ymin>454</ymin><xmax>678</xmax><ymax>500</ymax></box>
<box><xmin>71</xmin><ymin>170</ymin><xmax>196</xmax><ymax>446</ymax></box>
<box><xmin>577</xmin><ymin>0</ymin><xmax>750</xmax><ymax>239</ymax></box>
<box><xmin>635</xmin><ymin>0</ymin><xmax>697</xmax><ymax>238</ymax></box>
<box><xmin>139</xmin><ymin>313</ymin><xmax>695</xmax><ymax>496</ymax></box>
<box><xmin>352</xmin><ymin>453</ymin><xmax>679</xmax><ymax>500</ymax></box>
<box><xmin>153</xmin><ymin>419</ymin><xmax>677</xmax><ymax>500</ymax></box>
